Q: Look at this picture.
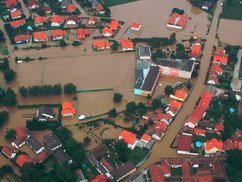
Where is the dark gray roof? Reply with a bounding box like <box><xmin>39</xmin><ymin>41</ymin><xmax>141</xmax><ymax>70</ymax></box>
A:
<box><xmin>86</xmin><ymin>151</ymin><xmax>107</xmax><ymax>174</ymax></box>
<box><xmin>36</xmin><ymin>106</ymin><xmax>54</xmax><ymax>120</ymax></box>
<box><xmin>155</xmin><ymin>59</ymin><xmax>195</xmax><ymax>72</ymax></box>
<box><xmin>43</xmin><ymin>132</ymin><xmax>62</xmax><ymax>151</ymax></box>
<box><xmin>53</xmin><ymin>149</ymin><xmax>72</xmax><ymax>164</ymax></box>
<box><xmin>137</xmin><ymin>46</ymin><xmax>152</xmax><ymax>59</ymax></box>
<box><xmin>110</xmin><ymin>161</ymin><xmax>136</xmax><ymax>180</ymax></box>
<box><xmin>136</xmin><ymin>59</ymin><xmax>152</xmax><ymax>69</ymax></box>
<box><xmin>141</xmin><ymin>66</ymin><xmax>160</xmax><ymax>91</ymax></box>
<box><xmin>26</xmin><ymin>135</ymin><xmax>43</xmax><ymax>153</ymax></box>
<box><xmin>91</xmin><ymin>144</ymin><xmax>108</xmax><ymax>159</ymax></box>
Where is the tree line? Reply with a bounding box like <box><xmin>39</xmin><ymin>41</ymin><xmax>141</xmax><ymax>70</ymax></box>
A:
<box><xmin>0</xmin><ymin>58</ymin><xmax>16</xmax><ymax>84</ymax></box>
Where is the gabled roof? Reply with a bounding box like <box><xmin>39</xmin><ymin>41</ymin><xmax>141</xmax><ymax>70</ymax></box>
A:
<box><xmin>110</xmin><ymin>20</ymin><xmax>119</xmax><ymax>30</ymax></box>
<box><xmin>205</xmin><ymin>138</ymin><xmax>223</xmax><ymax>150</ymax></box>
<box><xmin>167</xmin><ymin>13</ymin><xmax>188</xmax><ymax>27</ymax></box>
<box><xmin>194</xmin><ymin>127</ymin><xmax>206</xmax><ymax>135</ymax></box>
<box><xmin>213</xmin><ymin>52</ymin><xmax>228</xmax><ymax>65</ymax></box>
<box><xmin>131</xmin><ymin>22</ymin><xmax>141</xmax><ymax>29</ymax></box>
<box><xmin>198</xmin><ymin>91</ymin><xmax>213</xmax><ymax>110</ymax></box>
<box><xmin>157</xmin><ymin>112</ymin><xmax>172</xmax><ymax>122</ymax></box>
<box><xmin>210</xmin><ymin>64</ymin><xmax>223</xmax><ymax>74</ymax></box>
<box><xmin>170</xmin><ymin>100</ymin><xmax>182</xmax><ymax>110</ymax></box>
<box><xmin>33</xmin><ymin>31</ymin><xmax>48</xmax><ymax>40</ymax></box>
<box><xmin>102</xmin><ymin>27</ymin><xmax>112</xmax><ymax>35</ymax></box>
<box><xmin>92</xmin><ymin>40</ymin><xmax>110</xmax><ymax>49</ymax></box>
<box><xmin>182</xmin><ymin>160</ymin><xmax>191</xmax><ymax>179</ymax></box>
<box><xmin>160</xmin><ymin>161</ymin><xmax>171</xmax><ymax>175</ymax></box>
<box><xmin>50</xmin><ymin>15</ymin><xmax>65</xmax><ymax>24</ymax></box>
<box><xmin>110</xmin><ymin>161</ymin><xmax>136</xmax><ymax>180</ymax></box>
<box><xmin>10</xmin><ymin>19</ymin><xmax>26</xmax><ymax>27</ymax></box>
<box><xmin>67</xmin><ymin>4</ymin><xmax>76</xmax><ymax>12</ymax></box>
<box><xmin>155</xmin><ymin>121</ymin><xmax>168</xmax><ymax>132</ymax></box>
<box><xmin>34</xmin><ymin>15</ymin><xmax>47</xmax><ymax>23</ymax></box>
<box><xmin>88</xmin><ymin>16</ymin><xmax>97</xmax><ymax>23</ymax></box>
<box><xmin>91</xmin><ymin>144</ymin><xmax>108</xmax><ymax>159</ymax></box>
<box><xmin>91</xmin><ymin>174</ymin><xmax>108</xmax><ymax>182</ymax></box>
<box><xmin>185</xmin><ymin>115</ymin><xmax>199</xmax><ymax>127</ymax></box>
<box><xmin>28</xmin><ymin>0</ymin><xmax>39</xmax><ymax>8</ymax></box>
<box><xmin>119</xmin><ymin>39</ymin><xmax>134</xmax><ymax>49</ymax></box>
<box><xmin>43</xmin><ymin>132</ymin><xmax>62</xmax><ymax>151</ymax></box>
<box><xmin>52</xmin><ymin>29</ymin><xmax>67</xmax><ymax>37</ymax></box>
<box><xmin>119</xmin><ymin>130</ymin><xmax>137</xmax><ymax>145</ymax></box>
<box><xmin>10</xmin><ymin>10</ymin><xmax>21</xmax><ymax>18</ymax></box>
<box><xmin>177</xmin><ymin>134</ymin><xmax>192</xmax><ymax>152</ymax></box>
<box><xmin>33</xmin><ymin>152</ymin><xmax>48</xmax><ymax>163</ymax></box>
<box><xmin>149</xmin><ymin>164</ymin><xmax>165</xmax><ymax>182</ymax></box>
<box><xmin>2</xmin><ymin>146</ymin><xmax>17</xmax><ymax>157</ymax></box>
<box><xmin>192</xmin><ymin>105</ymin><xmax>206</xmax><ymax>121</ymax></box>
<box><xmin>16</xmin><ymin>126</ymin><xmax>28</xmax><ymax>139</ymax></box>
<box><xmin>141</xmin><ymin>134</ymin><xmax>151</xmax><ymax>142</ymax></box>
<box><xmin>76</xmin><ymin>28</ymin><xmax>90</xmax><ymax>39</ymax></box>
<box><xmin>16</xmin><ymin>154</ymin><xmax>32</xmax><ymax>167</ymax></box>
<box><xmin>6</xmin><ymin>0</ymin><xmax>17</xmax><ymax>7</ymax></box>
<box><xmin>61</xmin><ymin>101</ymin><xmax>75</xmax><ymax>115</ymax></box>
<box><xmin>96</xmin><ymin>4</ymin><xmax>104</xmax><ymax>12</ymax></box>
<box><xmin>167</xmin><ymin>106</ymin><xmax>178</xmax><ymax>115</ymax></box>
<box><xmin>214</xmin><ymin>123</ymin><xmax>224</xmax><ymax>131</ymax></box>
<box><xmin>67</xmin><ymin>15</ymin><xmax>80</xmax><ymax>23</ymax></box>
<box><xmin>190</xmin><ymin>43</ymin><xmax>202</xmax><ymax>59</ymax></box>
<box><xmin>174</xmin><ymin>90</ymin><xmax>187</xmax><ymax>100</ymax></box>
<box><xmin>14</xmin><ymin>34</ymin><xmax>31</xmax><ymax>42</ymax></box>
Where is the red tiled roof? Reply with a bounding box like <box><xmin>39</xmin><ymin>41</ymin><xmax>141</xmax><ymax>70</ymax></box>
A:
<box><xmin>194</xmin><ymin>127</ymin><xmax>206</xmax><ymax>135</ymax></box>
<box><xmin>2</xmin><ymin>146</ymin><xmax>17</xmax><ymax>158</ymax></box>
<box><xmin>238</xmin><ymin>140</ymin><xmax>242</xmax><ymax>150</ymax></box>
<box><xmin>131</xmin><ymin>22</ymin><xmax>141</xmax><ymax>29</ymax></box>
<box><xmin>96</xmin><ymin>4</ymin><xmax>104</xmax><ymax>12</ymax></box>
<box><xmin>34</xmin><ymin>15</ymin><xmax>47</xmax><ymax>23</ymax></box>
<box><xmin>177</xmin><ymin>134</ymin><xmax>192</xmax><ymax>152</ymax></box>
<box><xmin>50</xmin><ymin>15</ymin><xmax>65</xmax><ymax>24</ymax></box>
<box><xmin>92</xmin><ymin>40</ymin><xmax>110</xmax><ymax>49</ymax></box>
<box><xmin>208</xmin><ymin>74</ymin><xmax>219</xmax><ymax>84</ymax></box>
<box><xmin>102</xmin><ymin>27</ymin><xmax>112</xmax><ymax>35</ymax></box>
<box><xmin>167</xmin><ymin>106</ymin><xmax>178</xmax><ymax>115</ymax></box>
<box><xmin>67</xmin><ymin>4</ymin><xmax>76</xmax><ymax>12</ymax></box>
<box><xmin>100</xmin><ymin>157</ymin><xmax>114</xmax><ymax>172</ymax></box>
<box><xmin>16</xmin><ymin>154</ymin><xmax>32</xmax><ymax>167</ymax></box>
<box><xmin>15</xmin><ymin>126</ymin><xmax>28</xmax><ymax>139</ymax></box>
<box><xmin>28</xmin><ymin>0</ymin><xmax>39</xmax><ymax>8</ymax></box>
<box><xmin>205</xmin><ymin>138</ymin><xmax>223</xmax><ymax>151</ymax></box>
<box><xmin>67</xmin><ymin>15</ymin><xmax>80</xmax><ymax>23</ymax></box>
<box><xmin>88</xmin><ymin>16</ymin><xmax>97</xmax><ymax>24</ymax></box>
<box><xmin>160</xmin><ymin>161</ymin><xmax>171</xmax><ymax>175</ymax></box>
<box><xmin>52</xmin><ymin>29</ymin><xmax>67</xmax><ymax>37</ymax></box>
<box><xmin>213</xmin><ymin>53</ymin><xmax>228</xmax><ymax>65</ymax></box>
<box><xmin>210</xmin><ymin>64</ymin><xmax>223</xmax><ymax>74</ymax></box>
<box><xmin>10</xmin><ymin>19</ymin><xmax>26</xmax><ymax>27</ymax></box>
<box><xmin>76</xmin><ymin>28</ymin><xmax>90</xmax><ymax>39</ymax></box>
<box><xmin>10</xmin><ymin>10</ymin><xmax>21</xmax><ymax>18</ymax></box>
<box><xmin>61</xmin><ymin>101</ymin><xmax>76</xmax><ymax>116</ymax></box>
<box><xmin>119</xmin><ymin>130</ymin><xmax>137</xmax><ymax>145</ymax></box>
<box><xmin>170</xmin><ymin>100</ymin><xmax>182</xmax><ymax>110</ymax></box>
<box><xmin>155</xmin><ymin>121</ymin><xmax>168</xmax><ymax>132</ymax></box>
<box><xmin>182</xmin><ymin>160</ymin><xmax>191</xmax><ymax>179</ymax></box>
<box><xmin>91</xmin><ymin>174</ymin><xmax>108</xmax><ymax>182</ymax></box>
<box><xmin>141</xmin><ymin>134</ymin><xmax>151</xmax><ymax>142</ymax></box>
<box><xmin>167</xmin><ymin>13</ymin><xmax>188</xmax><ymax>28</ymax></box>
<box><xmin>192</xmin><ymin>105</ymin><xmax>206</xmax><ymax>121</ymax></box>
<box><xmin>110</xmin><ymin>20</ymin><xmax>119</xmax><ymax>31</ymax></box>
<box><xmin>185</xmin><ymin>115</ymin><xmax>199</xmax><ymax>127</ymax></box>
<box><xmin>198</xmin><ymin>91</ymin><xmax>213</xmax><ymax>110</ymax></box>
<box><xmin>33</xmin><ymin>31</ymin><xmax>48</xmax><ymax>41</ymax></box>
<box><xmin>149</xmin><ymin>164</ymin><xmax>165</xmax><ymax>182</ymax></box>
<box><xmin>174</xmin><ymin>90</ymin><xmax>187</xmax><ymax>100</ymax></box>
<box><xmin>14</xmin><ymin>34</ymin><xmax>31</xmax><ymax>43</ymax></box>
<box><xmin>6</xmin><ymin>0</ymin><xmax>17</xmax><ymax>7</ymax></box>
<box><xmin>214</xmin><ymin>123</ymin><xmax>224</xmax><ymax>131</ymax></box>
<box><xmin>43</xmin><ymin>6</ymin><xmax>51</xmax><ymax>13</ymax></box>
<box><xmin>191</xmin><ymin>44</ymin><xmax>202</xmax><ymax>59</ymax></box>
<box><xmin>119</xmin><ymin>39</ymin><xmax>134</xmax><ymax>49</ymax></box>
<box><xmin>157</xmin><ymin>112</ymin><xmax>172</xmax><ymax>122</ymax></box>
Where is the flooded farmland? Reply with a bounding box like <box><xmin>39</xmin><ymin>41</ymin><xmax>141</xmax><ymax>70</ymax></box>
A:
<box><xmin>218</xmin><ymin>19</ymin><xmax>242</xmax><ymax>45</ymax></box>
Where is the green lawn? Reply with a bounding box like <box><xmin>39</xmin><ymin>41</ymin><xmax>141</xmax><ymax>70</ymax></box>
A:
<box><xmin>221</xmin><ymin>6</ymin><xmax>242</xmax><ymax>20</ymax></box>
<box><xmin>171</xmin><ymin>167</ymin><xmax>182</xmax><ymax>176</ymax></box>
<box><xmin>0</xmin><ymin>45</ymin><xmax>9</xmax><ymax>55</ymax></box>
<box><xmin>102</xmin><ymin>0</ymin><xmax>137</xmax><ymax>7</ymax></box>
<box><xmin>128</xmin><ymin>147</ymin><xmax>149</xmax><ymax>165</ymax></box>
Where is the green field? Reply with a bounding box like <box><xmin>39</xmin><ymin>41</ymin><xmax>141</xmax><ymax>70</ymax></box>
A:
<box><xmin>221</xmin><ymin>6</ymin><xmax>242</xmax><ymax>20</ymax></box>
<box><xmin>0</xmin><ymin>45</ymin><xmax>9</xmax><ymax>55</ymax></box>
<box><xmin>128</xmin><ymin>147</ymin><xmax>149</xmax><ymax>165</ymax></box>
<box><xmin>102</xmin><ymin>0</ymin><xmax>137</xmax><ymax>7</ymax></box>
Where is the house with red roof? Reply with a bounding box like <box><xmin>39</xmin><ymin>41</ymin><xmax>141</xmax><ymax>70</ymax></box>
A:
<box><xmin>96</xmin><ymin>4</ymin><xmax>105</xmax><ymax>14</ymax></box>
<box><xmin>110</xmin><ymin>20</ymin><xmax>119</xmax><ymax>31</ymax></box>
<box><xmin>10</xmin><ymin>9</ymin><xmax>21</xmax><ymax>19</ymax></box>
<box><xmin>76</xmin><ymin>28</ymin><xmax>90</xmax><ymax>39</ymax></box>
<box><xmin>14</xmin><ymin>34</ymin><xmax>31</xmax><ymax>44</ymax></box>
<box><xmin>170</xmin><ymin>90</ymin><xmax>188</xmax><ymax>102</ymax></box>
<box><xmin>213</xmin><ymin>47</ymin><xmax>228</xmax><ymax>65</ymax></box>
<box><xmin>16</xmin><ymin>154</ymin><xmax>32</xmax><ymax>167</ymax></box>
<box><xmin>157</xmin><ymin>112</ymin><xmax>172</xmax><ymax>125</ymax></box>
<box><xmin>198</xmin><ymin>91</ymin><xmax>213</xmax><ymax>110</ymax></box>
<box><xmin>207</xmin><ymin>71</ymin><xmax>219</xmax><ymax>85</ymax></box>
<box><xmin>12</xmin><ymin>126</ymin><xmax>29</xmax><ymax>148</ymax></box>
<box><xmin>177</xmin><ymin>134</ymin><xmax>193</xmax><ymax>155</ymax></box>
<box><xmin>170</xmin><ymin>100</ymin><xmax>182</xmax><ymax>110</ymax></box>
<box><xmin>205</xmin><ymin>138</ymin><xmax>223</xmax><ymax>154</ymax></box>
<box><xmin>2</xmin><ymin>146</ymin><xmax>17</xmax><ymax>159</ymax></box>
<box><xmin>34</xmin><ymin>15</ymin><xmax>47</xmax><ymax>26</ymax></box>
<box><xmin>149</xmin><ymin>164</ymin><xmax>165</xmax><ymax>182</ymax></box>
<box><xmin>28</xmin><ymin>0</ymin><xmax>40</xmax><ymax>10</ymax></box>
<box><xmin>210</xmin><ymin>64</ymin><xmax>223</xmax><ymax>75</ymax></box>
<box><xmin>160</xmin><ymin>161</ymin><xmax>171</xmax><ymax>177</ymax></box>
<box><xmin>33</xmin><ymin>152</ymin><xmax>48</xmax><ymax>164</ymax></box>
<box><xmin>67</xmin><ymin>4</ymin><xmax>76</xmax><ymax>12</ymax></box>
<box><xmin>61</xmin><ymin>101</ymin><xmax>75</xmax><ymax>117</ymax></box>
<box><xmin>214</xmin><ymin>123</ymin><xmax>224</xmax><ymax>132</ymax></box>
<box><xmin>238</xmin><ymin>140</ymin><xmax>242</xmax><ymax>150</ymax></box>
<box><xmin>182</xmin><ymin>160</ymin><xmax>192</xmax><ymax>180</ymax></box>
<box><xmin>102</xmin><ymin>27</ymin><xmax>113</xmax><ymax>37</ymax></box>
<box><xmin>91</xmin><ymin>174</ymin><xmax>108</xmax><ymax>182</ymax></box>
<box><xmin>166</xmin><ymin>106</ymin><xmax>178</xmax><ymax>117</ymax></box>
<box><xmin>92</xmin><ymin>40</ymin><xmax>110</xmax><ymax>50</ymax></box>
<box><xmin>131</xmin><ymin>22</ymin><xmax>141</xmax><ymax>31</ymax></box>
<box><xmin>10</xmin><ymin>19</ymin><xmax>26</xmax><ymax>28</ymax></box>
<box><xmin>33</xmin><ymin>32</ymin><xmax>48</xmax><ymax>42</ymax></box>
<box><xmin>152</xmin><ymin>128</ymin><xmax>164</xmax><ymax>140</ymax></box>
<box><xmin>167</xmin><ymin>13</ymin><xmax>188</xmax><ymax>30</ymax></box>
<box><xmin>50</xmin><ymin>15</ymin><xmax>65</xmax><ymax>26</ymax></box>
<box><xmin>189</xmin><ymin>39</ymin><xmax>202</xmax><ymax>60</ymax></box>
<box><xmin>141</xmin><ymin>134</ymin><xmax>151</xmax><ymax>143</ymax></box>
<box><xmin>5</xmin><ymin>0</ymin><xmax>17</xmax><ymax>7</ymax></box>
<box><xmin>119</xmin><ymin>39</ymin><xmax>134</xmax><ymax>51</ymax></box>
<box><xmin>119</xmin><ymin>130</ymin><xmax>138</xmax><ymax>150</ymax></box>
<box><xmin>43</xmin><ymin>6</ymin><xmax>52</xmax><ymax>14</ymax></box>
<box><xmin>52</xmin><ymin>29</ymin><xmax>67</xmax><ymax>40</ymax></box>
<box><xmin>194</xmin><ymin>127</ymin><xmax>206</xmax><ymax>136</ymax></box>
<box><xmin>66</xmin><ymin>15</ymin><xmax>80</xmax><ymax>25</ymax></box>
<box><xmin>88</xmin><ymin>16</ymin><xmax>98</xmax><ymax>25</ymax></box>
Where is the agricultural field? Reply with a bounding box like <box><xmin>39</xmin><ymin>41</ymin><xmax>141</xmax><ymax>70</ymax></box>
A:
<box><xmin>102</xmin><ymin>0</ymin><xmax>137</xmax><ymax>7</ymax></box>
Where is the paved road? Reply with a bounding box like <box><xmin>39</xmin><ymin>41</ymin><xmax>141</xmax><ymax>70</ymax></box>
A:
<box><xmin>136</xmin><ymin>2</ymin><xmax>223</xmax><ymax>173</ymax></box>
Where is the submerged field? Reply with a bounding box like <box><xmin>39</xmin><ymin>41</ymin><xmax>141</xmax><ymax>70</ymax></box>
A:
<box><xmin>221</xmin><ymin>6</ymin><xmax>242</xmax><ymax>20</ymax></box>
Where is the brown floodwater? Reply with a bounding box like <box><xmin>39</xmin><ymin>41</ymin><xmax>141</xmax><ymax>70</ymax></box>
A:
<box><xmin>218</xmin><ymin>19</ymin><xmax>242</xmax><ymax>45</ymax></box>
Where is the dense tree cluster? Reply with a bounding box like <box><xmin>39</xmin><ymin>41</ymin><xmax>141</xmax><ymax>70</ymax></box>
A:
<box><xmin>0</xmin><ymin>30</ymin><xmax>6</xmax><ymax>42</ymax></box>
<box><xmin>0</xmin><ymin>165</ymin><xmax>13</xmax><ymax>179</ymax></box>
<box><xmin>5</xmin><ymin>129</ymin><xmax>16</xmax><ymax>140</ymax></box>
<box><xmin>0</xmin><ymin>88</ymin><xmax>17</xmax><ymax>106</ymax></box>
<box><xmin>64</xmin><ymin>83</ymin><xmax>77</xmax><ymax>94</ymax></box>
<box><xmin>0</xmin><ymin>111</ymin><xmax>8</xmax><ymax>128</ymax></box>
<box><xmin>164</xmin><ymin>85</ymin><xmax>174</xmax><ymax>95</ymax></box>
<box><xmin>113</xmin><ymin>92</ymin><xmax>123</xmax><ymax>103</ymax></box>
<box><xmin>108</xmin><ymin>108</ymin><xmax>117</xmax><ymax>117</ymax></box>
<box><xmin>0</xmin><ymin>58</ymin><xmax>16</xmax><ymax>83</ymax></box>
<box><xmin>26</xmin><ymin>118</ymin><xmax>60</xmax><ymax>131</ymax></box>
<box><xmin>115</xmin><ymin>139</ymin><xmax>131</xmax><ymax>162</ymax></box>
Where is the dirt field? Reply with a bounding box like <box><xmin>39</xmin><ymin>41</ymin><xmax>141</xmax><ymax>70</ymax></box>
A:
<box><xmin>218</xmin><ymin>19</ymin><xmax>242</xmax><ymax>45</ymax></box>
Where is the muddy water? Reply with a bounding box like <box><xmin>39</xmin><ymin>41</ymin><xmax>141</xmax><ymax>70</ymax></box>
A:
<box><xmin>218</xmin><ymin>19</ymin><xmax>242</xmax><ymax>46</ymax></box>
<box><xmin>137</xmin><ymin>1</ymin><xmax>223</xmax><ymax>172</ymax></box>
<box><xmin>110</xmin><ymin>0</ymin><xmax>209</xmax><ymax>41</ymax></box>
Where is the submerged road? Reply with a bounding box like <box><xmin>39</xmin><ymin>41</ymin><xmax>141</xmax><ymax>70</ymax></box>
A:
<box><xmin>137</xmin><ymin>2</ymin><xmax>223</xmax><ymax>172</ymax></box>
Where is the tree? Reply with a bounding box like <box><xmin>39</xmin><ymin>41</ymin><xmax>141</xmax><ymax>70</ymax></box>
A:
<box><xmin>115</xmin><ymin>139</ymin><xmax>130</xmax><ymax>162</ymax></box>
<box><xmin>169</xmin><ymin>33</ymin><xmax>176</xmax><ymax>44</ymax></box>
<box><xmin>176</xmin><ymin>43</ymin><xmax>185</xmax><ymax>52</ymax></box>
<box><xmin>0</xmin><ymin>58</ymin><xmax>9</xmax><ymax>71</ymax></box>
<box><xmin>186</xmin><ymin>80</ymin><xmax>192</xmax><ymax>90</ymax></box>
<box><xmin>72</xmin><ymin>41</ymin><xmax>81</xmax><ymax>46</ymax></box>
<box><xmin>3</xmin><ymin>69</ymin><xmax>16</xmax><ymax>83</ymax></box>
<box><xmin>1</xmin><ymin>165</ymin><xmax>13</xmax><ymax>174</ymax></box>
<box><xmin>192</xmin><ymin>70</ymin><xmax>198</xmax><ymax>78</ymax></box>
<box><xmin>36</xmin><ymin>8</ymin><xmax>46</xmax><ymax>16</ymax></box>
<box><xmin>137</xmin><ymin>102</ymin><xmax>148</xmax><ymax>116</ymax></box>
<box><xmin>60</xmin><ymin>40</ymin><xmax>67</xmax><ymax>47</ymax></box>
<box><xmin>111</xmin><ymin>42</ymin><xmax>119</xmax><ymax>51</ymax></box>
<box><xmin>64</xmin><ymin>83</ymin><xmax>76</xmax><ymax>94</ymax></box>
<box><xmin>113</xmin><ymin>92</ymin><xmax>123</xmax><ymax>103</ymax></box>
<box><xmin>164</xmin><ymin>85</ymin><xmax>174</xmax><ymax>95</ymax></box>
<box><xmin>125</xmin><ymin>101</ymin><xmax>136</xmax><ymax>115</ymax></box>
<box><xmin>0</xmin><ymin>111</ymin><xmax>8</xmax><ymax>128</ymax></box>
<box><xmin>82</xmin><ymin>136</ymin><xmax>91</xmax><ymax>147</ymax></box>
<box><xmin>5</xmin><ymin>129</ymin><xmax>16</xmax><ymax>140</ymax></box>
<box><xmin>108</xmin><ymin>108</ymin><xmax>117</xmax><ymax>117</ymax></box>
<box><xmin>41</xmin><ymin>43</ymin><xmax>48</xmax><ymax>49</ymax></box>
<box><xmin>152</xmin><ymin>98</ymin><xmax>162</xmax><ymax>109</ymax></box>
<box><xmin>2</xmin><ymin>88</ymin><xmax>16</xmax><ymax>106</ymax></box>
<box><xmin>19</xmin><ymin>86</ymin><xmax>28</xmax><ymax>97</ymax></box>
<box><xmin>52</xmin><ymin>84</ymin><xmax>62</xmax><ymax>95</ymax></box>
<box><xmin>0</xmin><ymin>30</ymin><xmax>6</xmax><ymax>42</ymax></box>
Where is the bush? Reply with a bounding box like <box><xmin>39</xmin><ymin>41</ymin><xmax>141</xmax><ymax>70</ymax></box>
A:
<box><xmin>60</xmin><ymin>40</ymin><xmax>67</xmax><ymax>47</ymax></box>
<box><xmin>3</xmin><ymin>69</ymin><xmax>16</xmax><ymax>83</ymax></box>
<box><xmin>164</xmin><ymin>85</ymin><xmax>174</xmax><ymax>95</ymax></box>
<box><xmin>5</xmin><ymin>129</ymin><xmax>16</xmax><ymax>140</ymax></box>
<box><xmin>1</xmin><ymin>165</ymin><xmax>13</xmax><ymax>174</ymax></box>
<box><xmin>72</xmin><ymin>41</ymin><xmax>81</xmax><ymax>46</ymax></box>
<box><xmin>0</xmin><ymin>111</ymin><xmax>8</xmax><ymax>128</ymax></box>
<box><xmin>26</xmin><ymin>118</ymin><xmax>60</xmax><ymax>131</ymax></box>
<box><xmin>192</xmin><ymin>70</ymin><xmax>198</xmax><ymax>78</ymax></box>
<box><xmin>41</xmin><ymin>43</ymin><xmax>48</xmax><ymax>49</ymax></box>
<box><xmin>82</xmin><ymin>137</ymin><xmax>91</xmax><ymax>147</ymax></box>
<box><xmin>108</xmin><ymin>108</ymin><xmax>117</xmax><ymax>117</ymax></box>
<box><xmin>2</xmin><ymin>88</ymin><xmax>16</xmax><ymax>106</ymax></box>
<box><xmin>64</xmin><ymin>83</ymin><xmax>76</xmax><ymax>94</ymax></box>
<box><xmin>113</xmin><ymin>92</ymin><xmax>123</xmax><ymax>103</ymax></box>
<box><xmin>111</xmin><ymin>42</ymin><xmax>119</xmax><ymax>51</ymax></box>
<box><xmin>152</xmin><ymin>98</ymin><xmax>162</xmax><ymax>109</ymax></box>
